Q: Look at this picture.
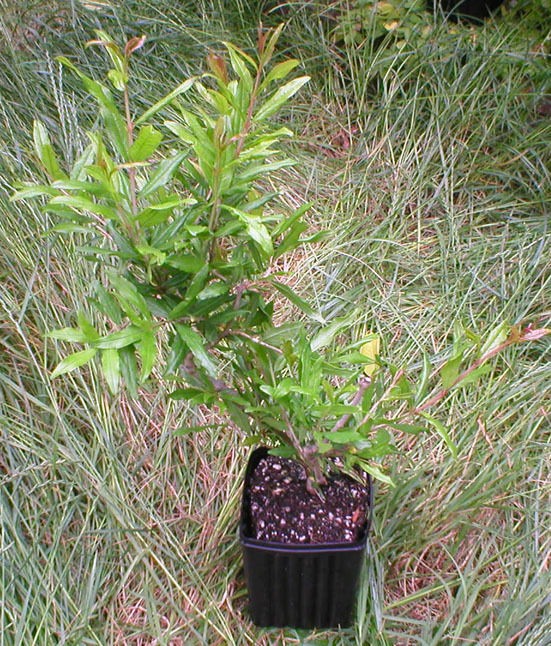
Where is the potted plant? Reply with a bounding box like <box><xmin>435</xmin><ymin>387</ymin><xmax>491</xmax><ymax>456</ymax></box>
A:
<box><xmin>13</xmin><ymin>27</ymin><xmax>549</xmax><ymax>629</ymax></box>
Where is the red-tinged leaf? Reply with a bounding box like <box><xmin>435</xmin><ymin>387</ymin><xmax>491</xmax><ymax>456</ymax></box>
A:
<box><xmin>520</xmin><ymin>327</ymin><xmax>550</xmax><ymax>342</ymax></box>
<box><xmin>125</xmin><ymin>35</ymin><xmax>146</xmax><ymax>58</ymax></box>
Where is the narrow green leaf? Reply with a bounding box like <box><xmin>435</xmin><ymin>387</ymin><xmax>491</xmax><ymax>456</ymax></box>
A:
<box><xmin>260</xmin><ymin>59</ymin><xmax>300</xmax><ymax>90</ymax></box>
<box><xmin>245</xmin><ymin>219</ymin><xmax>273</xmax><ymax>256</ymax></box>
<box><xmin>76</xmin><ymin>312</ymin><xmax>100</xmax><ymax>342</ymax></box>
<box><xmin>165</xmin><ymin>333</ymin><xmax>186</xmax><ymax>376</ymax></box>
<box><xmin>70</xmin><ymin>143</ymin><xmax>96</xmax><ymax>181</ymax></box>
<box><xmin>322</xmin><ymin>430</ymin><xmax>363</xmax><ymax>444</ymax></box>
<box><xmin>109</xmin><ymin>273</ymin><xmax>150</xmax><ymax>319</ymax></box>
<box><xmin>175</xmin><ymin>324</ymin><xmax>217</xmax><ymax>378</ymax></box>
<box><xmin>271</xmin><ymin>280</ymin><xmax>325</xmax><ymax>324</ymax></box>
<box><xmin>137</xmin><ymin>329</ymin><xmax>156</xmax><ymax>381</ymax></box>
<box><xmin>11</xmin><ymin>184</ymin><xmax>59</xmax><ymax>201</ymax></box>
<box><xmin>355</xmin><ymin>459</ymin><xmax>394</xmax><ymax>486</ymax></box>
<box><xmin>33</xmin><ymin>120</ymin><xmax>64</xmax><ymax>180</ymax></box>
<box><xmin>440</xmin><ymin>352</ymin><xmax>463</xmax><ymax>389</ymax></box>
<box><xmin>165</xmin><ymin>255</ymin><xmax>205</xmax><ymax>273</ymax></box>
<box><xmin>419</xmin><ymin>412</ymin><xmax>458</xmax><ymax>459</ymax></box>
<box><xmin>119</xmin><ymin>345</ymin><xmax>138</xmax><ymax>397</ymax></box>
<box><xmin>455</xmin><ymin>364</ymin><xmax>493</xmax><ymax>388</ymax></box>
<box><xmin>262</xmin><ymin>23</ymin><xmax>285</xmax><ymax>64</ymax></box>
<box><xmin>139</xmin><ymin>151</ymin><xmax>187</xmax><ymax>199</ymax></box>
<box><xmin>415</xmin><ymin>352</ymin><xmax>432</xmax><ymax>406</ymax></box>
<box><xmin>224</xmin><ymin>43</ymin><xmax>254</xmax><ymax>91</ymax></box>
<box><xmin>49</xmin><ymin>194</ymin><xmax>119</xmax><ymax>220</ymax></box>
<box><xmin>480</xmin><ymin>321</ymin><xmax>510</xmax><ymax>356</ymax></box>
<box><xmin>136</xmin><ymin>77</ymin><xmax>196</xmax><ymax>125</ymax></box>
<box><xmin>255</xmin><ymin>76</ymin><xmax>310</xmax><ymax>121</ymax></box>
<box><xmin>51</xmin><ymin>348</ymin><xmax>97</xmax><ymax>379</ymax></box>
<box><xmin>379</xmin><ymin>420</ymin><xmax>426</xmax><ymax>434</ymax></box>
<box><xmin>93</xmin><ymin>327</ymin><xmax>143</xmax><ymax>349</ymax></box>
<box><xmin>129</xmin><ymin>125</ymin><xmax>163</xmax><ymax>162</ymax></box>
<box><xmin>101</xmin><ymin>348</ymin><xmax>120</xmax><ymax>394</ymax></box>
<box><xmin>48</xmin><ymin>327</ymin><xmax>88</xmax><ymax>343</ymax></box>
<box><xmin>311</xmin><ymin>314</ymin><xmax>354</xmax><ymax>351</ymax></box>
<box><xmin>273</xmin><ymin>202</ymin><xmax>312</xmax><ymax>237</ymax></box>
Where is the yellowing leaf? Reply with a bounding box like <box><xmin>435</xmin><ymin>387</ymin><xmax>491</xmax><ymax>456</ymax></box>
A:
<box><xmin>360</xmin><ymin>334</ymin><xmax>380</xmax><ymax>377</ymax></box>
<box><xmin>384</xmin><ymin>20</ymin><xmax>400</xmax><ymax>31</ymax></box>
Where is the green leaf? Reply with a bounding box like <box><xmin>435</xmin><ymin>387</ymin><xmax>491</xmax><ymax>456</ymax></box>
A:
<box><xmin>101</xmin><ymin>348</ymin><xmax>120</xmax><ymax>394</ymax></box>
<box><xmin>310</xmin><ymin>314</ymin><xmax>354</xmax><ymax>351</ymax></box>
<box><xmin>378</xmin><ymin>420</ymin><xmax>426</xmax><ymax>434</ymax></box>
<box><xmin>137</xmin><ymin>329</ymin><xmax>156</xmax><ymax>381</ymax></box>
<box><xmin>355</xmin><ymin>459</ymin><xmax>394</xmax><ymax>486</ymax></box>
<box><xmin>70</xmin><ymin>143</ymin><xmax>96</xmax><ymax>181</ymax></box>
<box><xmin>93</xmin><ymin>327</ymin><xmax>143</xmax><ymax>349</ymax></box>
<box><xmin>165</xmin><ymin>255</ymin><xmax>204</xmax><ymax>273</ymax></box>
<box><xmin>271</xmin><ymin>280</ymin><xmax>325</xmax><ymax>324</ymax></box>
<box><xmin>49</xmin><ymin>195</ymin><xmax>119</xmax><ymax>220</ymax></box>
<box><xmin>441</xmin><ymin>352</ymin><xmax>463</xmax><ymax>389</ymax></box>
<box><xmin>139</xmin><ymin>151</ymin><xmax>187</xmax><ymax>199</ymax></box>
<box><xmin>136</xmin><ymin>77</ymin><xmax>196</xmax><ymax>125</ymax></box>
<box><xmin>11</xmin><ymin>184</ymin><xmax>60</xmax><ymax>201</ymax></box>
<box><xmin>109</xmin><ymin>273</ymin><xmax>150</xmax><ymax>319</ymax></box>
<box><xmin>76</xmin><ymin>312</ymin><xmax>100</xmax><ymax>342</ymax></box>
<box><xmin>455</xmin><ymin>364</ymin><xmax>493</xmax><ymax>388</ymax></box>
<box><xmin>175</xmin><ymin>324</ymin><xmax>217</xmax><ymax>378</ymax></box>
<box><xmin>51</xmin><ymin>348</ymin><xmax>97</xmax><ymax>379</ymax></box>
<box><xmin>419</xmin><ymin>412</ymin><xmax>457</xmax><ymax>459</ymax></box>
<box><xmin>414</xmin><ymin>352</ymin><xmax>432</xmax><ymax>406</ymax></box>
<box><xmin>255</xmin><ymin>76</ymin><xmax>310</xmax><ymax>121</ymax></box>
<box><xmin>321</xmin><ymin>430</ymin><xmax>363</xmax><ymax>444</ymax></box>
<box><xmin>129</xmin><ymin>125</ymin><xmax>163</xmax><ymax>162</ymax></box>
<box><xmin>33</xmin><ymin>121</ymin><xmax>64</xmax><ymax>180</ymax></box>
<box><xmin>169</xmin><ymin>264</ymin><xmax>209</xmax><ymax>318</ymax></box>
<box><xmin>245</xmin><ymin>218</ymin><xmax>273</xmax><ymax>256</ymax></box>
<box><xmin>261</xmin><ymin>23</ymin><xmax>285</xmax><ymax>64</ymax></box>
<box><xmin>480</xmin><ymin>321</ymin><xmax>510</xmax><ymax>357</ymax></box>
<box><xmin>107</xmin><ymin>68</ymin><xmax>126</xmax><ymax>91</ymax></box>
<box><xmin>260</xmin><ymin>59</ymin><xmax>300</xmax><ymax>90</ymax></box>
<box><xmin>48</xmin><ymin>327</ymin><xmax>88</xmax><ymax>343</ymax></box>
<box><xmin>225</xmin><ymin>43</ymin><xmax>254</xmax><ymax>92</ymax></box>
<box><xmin>119</xmin><ymin>345</ymin><xmax>138</xmax><ymax>397</ymax></box>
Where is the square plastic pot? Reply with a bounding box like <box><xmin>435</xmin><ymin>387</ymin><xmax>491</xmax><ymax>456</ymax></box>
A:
<box><xmin>239</xmin><ymin>447</ymin><xmax>372</xmax><ymax>629</ymax></box>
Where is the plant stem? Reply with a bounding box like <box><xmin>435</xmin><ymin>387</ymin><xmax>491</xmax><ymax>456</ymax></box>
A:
<box><xmin>330</xmin><ymin>376</ymin><xmax>371</xmax><ymax>433</ymax></box>
<box><xmin>413</xmin><ymin>327</ymin><xmax>536</xmax><ymax>414</ymax></box>
<box><xmin>123</xmin><ymin>82</ymin><xmax>138</xmax><ymax>219</ymax></box>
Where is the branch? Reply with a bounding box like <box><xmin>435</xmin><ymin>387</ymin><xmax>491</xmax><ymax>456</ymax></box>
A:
<box><xmin>414</xmin><ymin>325</ymin><xmax>550</xmax><ymax>414</ymax></box>
<box><xmin>330</xmin><ymin>375</ymin><xmax>371</xmax><ymax>433</ymax></box>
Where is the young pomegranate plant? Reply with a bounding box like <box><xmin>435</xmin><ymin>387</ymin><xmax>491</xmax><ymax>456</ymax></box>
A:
<box><xmin>13</xmin><ymin>28</ymin><xmax>549</xmax><ymax>493</ymax></box>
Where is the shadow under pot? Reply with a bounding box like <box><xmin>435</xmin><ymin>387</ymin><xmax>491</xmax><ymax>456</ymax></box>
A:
<box><xmin>430</xmin><ymin>0</ymin><xmax>504</xmax><ymax>20</ymax></box>
<box><xmin>239</xmin><ymin>447</ymin><xmax>373</xmax><ymax>629</ymax></box>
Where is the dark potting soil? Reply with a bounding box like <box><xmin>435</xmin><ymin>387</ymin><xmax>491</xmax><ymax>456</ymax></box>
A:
<box><xmin>247</xmin><ymin>454</ymin><xmax>370</xmax><ymax>544</ymax></box>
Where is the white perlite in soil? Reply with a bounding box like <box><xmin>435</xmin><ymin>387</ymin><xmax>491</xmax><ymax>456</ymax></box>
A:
<box><xmin>247</xmin><ymin>454</ymin><xmax>370</xmax><ymax>544</ymax></box>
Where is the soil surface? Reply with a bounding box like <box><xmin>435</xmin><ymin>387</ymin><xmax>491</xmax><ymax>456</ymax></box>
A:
<box><xmin>246</xmin><ymin>454</ymin><xmax>370</xmax><ymax>544</ymax></box>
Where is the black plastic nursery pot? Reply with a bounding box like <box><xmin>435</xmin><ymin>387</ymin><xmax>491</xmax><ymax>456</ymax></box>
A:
<box><xmin>239</xmin><ymin>448</ymin><xmax>373</xmax><ymax>629</ymax></box>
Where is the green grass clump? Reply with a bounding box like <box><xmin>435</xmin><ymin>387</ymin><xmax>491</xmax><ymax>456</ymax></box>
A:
<box><xmin>1</xmin><ymin>1</ymin><xmax>549</xmax><ymax>644</ymax></box>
